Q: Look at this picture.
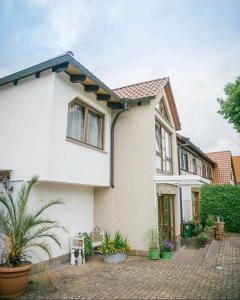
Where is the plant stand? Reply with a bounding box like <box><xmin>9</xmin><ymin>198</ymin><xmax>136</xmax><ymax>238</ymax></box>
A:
<box><xmin>215</xmin><ymin>222</ymin><xmax>225</xmax><ymax>240</ymax></box>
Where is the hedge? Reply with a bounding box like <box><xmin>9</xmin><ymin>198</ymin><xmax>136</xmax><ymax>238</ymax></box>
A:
<box><xmin>200</xmin><ymin>185</ymin><xmax>240</xmax><ymax>232</ymax></box>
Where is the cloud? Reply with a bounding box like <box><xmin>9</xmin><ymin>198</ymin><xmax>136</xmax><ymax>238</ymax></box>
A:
<box><xmin>0</xmin><ymin>0</ymin><xmax>239</xmax><ymax>155</ymax></box>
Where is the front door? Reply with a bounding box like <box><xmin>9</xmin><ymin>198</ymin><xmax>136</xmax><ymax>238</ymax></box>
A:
<box><xmin>158</xmin><ymin>195</ymin><xmax>175</xmax><ymax>247</ymax></box>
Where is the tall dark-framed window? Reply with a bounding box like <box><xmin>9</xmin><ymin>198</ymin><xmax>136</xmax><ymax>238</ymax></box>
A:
<box><xmin>155</xmin><ymin>121</ymin><xmax>172</xmax><ymax>174</ymax></box>
<box><xmin>193</xmin><ymin>158</ymin><xmax>197</xmax><ymax>174</ymax></box>
<box><xmin>207</xmin><ymin>166</ymin><xmax>212</xmax><ymax>179</ymax></box>
<box><xmin>181</xmin><ymin>151</ymin><xmax>188</xmax><ymax>171</ymax></box>
<box><xmin>67</xmin><ymin>99</ymin><xmax>104</xmax><ymax>149</ymax></box>
<box><xmin>202</xmin><ymin>163</ymin><xmax>207</xmax><ymax>178</ymax></box>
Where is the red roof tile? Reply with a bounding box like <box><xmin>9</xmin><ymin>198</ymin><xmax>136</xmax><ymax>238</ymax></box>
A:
<box><xmin>232</xmin><ymin>156</ymin><xmax>240</xmax><ymax>184</ymax></box>
<box><xmin>113</xmin><ymin>78</ymin><xmax>181</xmax><ymax>130</ymax></box>
<box><xmin>206</xmin><ymin>151</ymin><xmax>235</xmax><ymax>184</ymax></box>
<box><xmin>113</xmin><ymin>78</ymin><xmax>169</xmax><ymax>99</ymax></box>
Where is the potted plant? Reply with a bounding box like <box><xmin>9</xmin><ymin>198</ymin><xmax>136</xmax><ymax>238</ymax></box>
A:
<box><xmin>147</xmin><ymin>228</ymin><xmax>160</xmax><ymax>260</ymax></box>
<box><xmin>198</xmin><ymin>231</ymin><xmax>208</xmax><ymax>247</ymax></box>
<box><xmin>204</xmin><ymin>215</ymin><xmax>216</xmax><ymax>239</ymax></box>
<box><xmin>100</xmin><ymin>231</ymin><xmax>129</xmax><ymax>263</ymax></box>
<box><xmin>192</xmin><ymin>223</ymin><xmax>203</xmax><ymax>236</ymax></box>
<box><xmin>0</xmin><ymin>176</ymin><xmax>65</xmax><ymax>299</ymax></box>
<box><xmin>160</xmin><ymin>240</ymin><xmax>174</xmax><ymax>259</ymax></box>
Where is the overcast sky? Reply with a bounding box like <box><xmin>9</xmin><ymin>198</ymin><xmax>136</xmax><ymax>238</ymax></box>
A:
<box><xmin>1</xmin><ymin>0</ymin><xmax>240</xmax><ymax>154</ymax></box>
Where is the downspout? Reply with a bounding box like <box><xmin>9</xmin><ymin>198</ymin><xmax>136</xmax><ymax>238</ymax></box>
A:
<box><xmin>177</xmin><ymin>146</ymin><xmax>183</xmax><ymax>225</ymax></box>
<box><xmin>177</xmin><ymin>139</ymin><xmax>190</xmax><ymax>234</ymax></box>
<box><xmin>110</xmin><ymin>101</ymin><xmax>129</xmax><ymax>188</ymax></box>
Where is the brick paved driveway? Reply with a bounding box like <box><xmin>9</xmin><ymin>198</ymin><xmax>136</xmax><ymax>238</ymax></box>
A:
<box><xmin>21</xmin><ymin>234</ymin><xmax>240</xmax><ymax>299</ymax></box>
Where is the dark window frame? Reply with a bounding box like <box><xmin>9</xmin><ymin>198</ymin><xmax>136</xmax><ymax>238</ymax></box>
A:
<box><xmin>155</xmin><ymin>120</ymin><xmax>173</xmax><ymax>174</ymax></box>
<box><xmin>66</xmin><ymin>98</ymin><xmax>104</xmax><ymax>150</ymax></box>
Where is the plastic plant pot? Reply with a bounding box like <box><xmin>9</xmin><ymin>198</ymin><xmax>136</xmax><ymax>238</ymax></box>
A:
<box><xmin>161</xmin><ymin>251</ymin><xmax>173</xmax><ymax>259</ymax></box>
<box><xmin>148</xmin><ymin>248</ymin><xmax>160</xmax><ymax>260</ymax></box>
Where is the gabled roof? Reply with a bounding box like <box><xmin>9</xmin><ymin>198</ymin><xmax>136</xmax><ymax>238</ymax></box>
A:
<box><xmin>114</xmin><ymin>78</ymin><xmax>181</xmax><ymax>130</ymax></box>
<box><xmin>177</xmin><ymin>134</ymin><xmax>216</xmax><ymax>166</ymax></box>
<box><xmin>206</xmin><ymin>151</ymin><xmax>235</xmax><ymax>184</ymax></box>
<box><xmin>232</xmin><ymin>156</ymin><xmax>240</xmax><ymax>183</ymax></box>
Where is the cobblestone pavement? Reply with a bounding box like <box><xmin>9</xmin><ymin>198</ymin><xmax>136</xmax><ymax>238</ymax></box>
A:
<box><xmin>20</xmin><ymin>234</ymin><xmax>240</xmax><ymax>300</ymax></box>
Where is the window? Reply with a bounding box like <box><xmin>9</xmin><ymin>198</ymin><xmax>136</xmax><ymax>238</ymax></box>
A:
<box><xmin>181</xmin><ymin>151</ymin><xmax>188</xmax><ymax>171</ymax></box>
<box><xmin>155</xmin><ymin>121</ymin><xmax>172</xmax><ymax>173</ymax></box>
<box><xmin>207</xmin><ymin>166</ymin><xmax>212</xmax><ymax>179</ymax></box>
<box><xmin>202</xmin><ymin>163</ymin><xmax>206</xmax><ymax>178</ymax></box>
<box><xmin>156</xmin><ymin>97</ymin><xmax>169</xmax><ymax>121</ymax></box>
<box><xmin>193</xmin><ymin>158</ymin><xmax>197</xmax><ymax>174</ymax></box>
<box><xmin>67</xmin><ymin>100</ymin><xmax>104</xmax><ymax>149</ymax></box>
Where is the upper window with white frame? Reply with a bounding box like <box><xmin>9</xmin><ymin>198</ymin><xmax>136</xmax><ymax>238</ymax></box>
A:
<box><xmin>66</xmin><ymin>99</ymin><xmax>104</xmax><ymax>150</ymax></box>
<box><xmin>155</xmin><ymin>121</ymin><xmax>172</xmax><ymax>174</ymax></box>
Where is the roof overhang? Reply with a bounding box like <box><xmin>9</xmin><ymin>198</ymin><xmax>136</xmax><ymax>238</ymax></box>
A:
<box><xmin>0</xmin><ymin>52</ymin><xmax>124</xmax><ymax>109</ymax></box>
<box><xmin>154</xmin><ymin>175</ymin><xmax>211</xmax><ymax>186</ymax></box>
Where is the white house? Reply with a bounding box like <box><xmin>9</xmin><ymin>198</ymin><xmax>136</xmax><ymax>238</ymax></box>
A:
<box><xmin>0</xmin><ymin>52</ymin><xmax>213</xmax><ymax>266</ymax></box>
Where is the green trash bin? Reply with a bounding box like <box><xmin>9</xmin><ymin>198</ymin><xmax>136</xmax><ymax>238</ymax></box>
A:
<box><xmin>184</xmin><ymin>223</ymin><xmax>194</xmax><ymax>238</ymax></box>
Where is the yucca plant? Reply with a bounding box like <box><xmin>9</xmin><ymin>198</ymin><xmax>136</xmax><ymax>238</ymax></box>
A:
<box><xmin>0</xmin><ymin>176</ymin><xmax>65</xmax><ymax>267</ymax></box>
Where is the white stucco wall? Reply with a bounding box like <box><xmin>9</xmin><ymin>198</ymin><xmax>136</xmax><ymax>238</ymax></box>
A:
<box><xmin>0</xmin><ymin>71</ymin><xmax>111</xmax><ymax>186</ymax></box>
<box><xmin>95</xmin><ymin>100</ymin><xmax>157</xmax><ymax>251</ymax></box>
<box><xmin>47</xmin><ymin>73</ymin><xmax>111</xmax><ymax>186</ymax></box>
<box><xmin>0</xmin><ymin>71</ymin><xmax>54</xmax><ymax>181</ymax></box>
<box><xmin>9</xmin><ymin>181</ymin><xmax>94</xmax><ymax>264</ymax></box>
<box><xmin>181</xmin><ymin>186</ymin><xmax>193</xmax><ymax>222</ymax></box>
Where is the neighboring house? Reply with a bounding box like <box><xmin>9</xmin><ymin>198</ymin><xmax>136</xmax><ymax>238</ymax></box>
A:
<box><xmin>177</xmin><ymin>134</ymin><xmax>216</xmax><ymax>223</ymax></box>
<box><xmin>232</xmin><ymin>156</ymin><xmax>240</xmax><ymax>185</ymax></box>
<box><xmin>207</xmin><ymin>151</ymin><xmax>236</xmax><ymax>185</ymax></box>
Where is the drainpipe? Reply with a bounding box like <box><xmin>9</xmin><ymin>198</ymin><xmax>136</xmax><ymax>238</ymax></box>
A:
<box><xmin>177</xmin><ymin>139</ymin><xmax>190</xmax><ymax>235</ymax></box>
<box><xmin>110</xmin><ymin>101</ymin><xmax>129</xmax><ymax>188</ymax></box>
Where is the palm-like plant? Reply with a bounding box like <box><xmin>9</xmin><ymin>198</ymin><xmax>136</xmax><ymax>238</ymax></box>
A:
<box><xmin>0</xmin><ymin>176</ymin><xmax>64</xmax><ymax>267</ymax></box>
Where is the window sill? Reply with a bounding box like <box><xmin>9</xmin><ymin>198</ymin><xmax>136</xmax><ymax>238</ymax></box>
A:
<box><xmin>156</xmin><ymin>169</ymin><xmax>173</xmax><ymax>176</ymax></box>
<box><xmin>66</xmin><ymin>137</ymin><xmax>107</xmax><ymax>154</ymax></box>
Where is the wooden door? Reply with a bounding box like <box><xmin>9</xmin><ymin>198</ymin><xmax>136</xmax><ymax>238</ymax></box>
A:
<box><xmin>158</xmin><ymin>195</ymin><xmax>175</xmax><ymax>246</ymax></box>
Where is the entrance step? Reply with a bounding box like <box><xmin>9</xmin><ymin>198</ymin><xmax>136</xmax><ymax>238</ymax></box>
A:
<box><xmin>204</xmin><ymin>240</ymin><xmax>221</xmax><ymax>265</ymax></box>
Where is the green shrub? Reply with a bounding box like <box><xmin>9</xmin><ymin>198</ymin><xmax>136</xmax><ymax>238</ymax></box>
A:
<box><xmin>192</xmin><ymin>224</ymin><xmax>203</xmax><ymax>236</ymax></box>
<box><xmin>200</xmin><ymin>185</ymin><xmax>240</xmax><ymax>232</ymax></box>
<box><xmin>198</xmin><ymin>231</ymin><xmax>208</xmax><ymax>243</ymax></box>
<box><xmin>84</xmin><ymin>233</ymin><xmax>93</xmax><ymax>257</ymax></box>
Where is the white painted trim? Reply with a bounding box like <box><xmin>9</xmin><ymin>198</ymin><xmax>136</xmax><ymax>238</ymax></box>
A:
<box><xmin>154</xmin><ymin>175</ymin><xmax>211</xmax><ymax>186</ymax></box>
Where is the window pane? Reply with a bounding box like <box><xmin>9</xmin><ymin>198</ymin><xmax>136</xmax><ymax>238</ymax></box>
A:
<box><xmin>67</xmin><ymin>103</ymin><xmax>85</xmax><ymax>141</ymax></box>
<box><xmin>155</xmin><ymin>123</ymin><xmax>161</xmax><ymax>152</ymax></box>
<box><xmin>165</xmin><ymin>131</ymin><xmax>171</xmax><ymax>158</ymax></box>
<box><xmin>88</xmin><ymin>111</ymin><xmax>101</xmax><ymax>147</ymax></box>
<box><xmin>166</xmin><ymin>160</ymin><xmax>172</xmax><ymax>173</ymax></box>
<box><xmin>156</xmin><ymin>155</ymin><xmax>161</xmax><ymax>169</ymax></box>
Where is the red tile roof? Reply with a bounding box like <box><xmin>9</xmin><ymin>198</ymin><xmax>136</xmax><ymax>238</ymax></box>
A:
<box><xmin>113</xmin><ymin>78</ymin><xmax>181</xmax><ymax>130</ymax></box>
<box><xmin>206</xmin><ymin>151</ymin><xmax>235</xmax><ymax>184</ymax></box>
<box><xmin>232</xmin><ymin>156</ymin><xmax>240</xmax><ymax>184</ymax></box>
<box><xmin>114</xmin><ymin>78</ymin><xmax>169</xmax><ymax>99</ymax></box>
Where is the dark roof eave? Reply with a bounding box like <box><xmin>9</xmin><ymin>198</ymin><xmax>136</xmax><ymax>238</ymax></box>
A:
<box><xmin>0</xmin><ymin>54</ymin><xmax>121</xmax><ymax>101</ymax></box>
<box><xmin>177</xmin><ymin>135</ymin><xmax>216</xmax><ymax>166</ymax></box>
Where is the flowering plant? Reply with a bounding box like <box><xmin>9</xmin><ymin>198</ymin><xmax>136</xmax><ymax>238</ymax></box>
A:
<box><xmin>100</xmin><ymin>232</ymin><xmax>130</xmax><ymax>256</ymax></box>
<box><xmin>161</xmin><ymin>240</ymin><xmax>174</xmax><ymax>252</ymax></box>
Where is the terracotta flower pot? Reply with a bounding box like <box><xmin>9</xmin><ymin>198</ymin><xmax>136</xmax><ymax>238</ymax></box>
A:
<box><xmin>0</xmin><ymin>263</ymin><xmax>32</xmax><ymax>299</ymax></box>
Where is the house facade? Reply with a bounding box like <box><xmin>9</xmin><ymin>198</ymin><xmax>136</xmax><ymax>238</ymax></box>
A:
<box><xmin>177</xmin><ymin>135</ymin><xmax>215</xmax><ymax>223</ymax></box>
<box><xmin>95</xmin><ymin>79</ymin><xmax>182</xmax><ymax>252</ymax></box>
<box><xmin>0</xmin><ymin>52</ymin><xmax>222</xmax><ymax>264</ymax></box>
<box><xmin>0</xmin><ymin>52</ymin><xmax>119</xmax><ymax>263</ymax></box>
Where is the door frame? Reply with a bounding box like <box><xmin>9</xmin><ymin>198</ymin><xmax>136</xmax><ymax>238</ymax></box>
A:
<box><xmin>158</xmin><ymin>194</ymin><xmax>176</xmax><ymax>249</ymax></box>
